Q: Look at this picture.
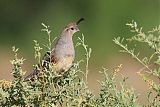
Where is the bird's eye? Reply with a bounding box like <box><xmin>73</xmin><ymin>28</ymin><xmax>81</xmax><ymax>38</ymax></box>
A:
<box><xmin>71</xmin><ymin>27</ymin><xmax>74</xmax><ymax>30</ymax></box>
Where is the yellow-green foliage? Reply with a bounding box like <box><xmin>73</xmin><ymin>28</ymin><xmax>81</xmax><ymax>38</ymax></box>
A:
<box><xmin>0</xmin><ymin>22</ymin><xmax>159</xmax><ymax>107</ymax></box>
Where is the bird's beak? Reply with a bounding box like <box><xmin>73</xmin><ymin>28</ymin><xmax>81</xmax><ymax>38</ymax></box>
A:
<box><xmin>75</xmin><ymin>26</ymin><xmax>80</xmax><ymax>32</ymax></box>
<box><xmin>76</xmin><ymin>27</ymin><xmax>80</xmax><ymax>32</ymax></box>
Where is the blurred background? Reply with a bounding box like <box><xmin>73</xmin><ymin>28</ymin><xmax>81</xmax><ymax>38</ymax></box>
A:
<box><xmin>0</xmin><ymin>0</ymin><xmax>159</xmax><ymax>104</ymax></box>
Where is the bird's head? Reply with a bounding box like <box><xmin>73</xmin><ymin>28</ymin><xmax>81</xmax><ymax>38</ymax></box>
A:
<box><xmin>63</xmin><ymin>18</ymin><xmax>84</xmax><ymax>36</ymax></box>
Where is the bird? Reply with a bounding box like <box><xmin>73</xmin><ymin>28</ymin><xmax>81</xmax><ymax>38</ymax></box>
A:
<box><xmin>24</xmin><ymin>18</ymin><xmax>84</xmax><ymax>81</ymax></box>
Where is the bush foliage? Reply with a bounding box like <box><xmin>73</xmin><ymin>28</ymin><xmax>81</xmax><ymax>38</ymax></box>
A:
<box><xmin>0</xmin><ymin>22</ymin><xmax>160</xmax><ymax>107</ymax></box>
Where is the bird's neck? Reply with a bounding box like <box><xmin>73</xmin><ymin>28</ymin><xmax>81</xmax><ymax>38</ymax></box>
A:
<box><xmin>55</xmin><ymin>32</ymin><xmax>75</xmax><ymax>56</ymax></box>
<box><xmin>59</xmin><ymin>31</ymin><xmax>73</xmax><ymax>43</ymax></box>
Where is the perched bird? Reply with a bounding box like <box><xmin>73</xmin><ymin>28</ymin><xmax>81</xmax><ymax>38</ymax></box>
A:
<box><xmin>24</xmin><ymin>18</ymin><xmax>84</xmax><ymax>81</ymax></box>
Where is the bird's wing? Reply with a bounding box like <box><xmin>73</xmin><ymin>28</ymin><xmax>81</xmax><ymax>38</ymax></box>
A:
<box><xmin>42</xmin><ymin>48</ymin><xmax>58</xmax><ymax>63</ymax></box>
<box><xmin>51</xmin><ymin>49</ymin><xmax>58</xmax><ymax>64</ymax></box>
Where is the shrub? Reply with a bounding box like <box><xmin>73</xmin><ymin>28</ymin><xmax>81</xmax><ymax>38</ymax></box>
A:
<box><xmin>0</xmin><ymin>22</ymin><xmax>159</xmax><ymax>107</ymax></box>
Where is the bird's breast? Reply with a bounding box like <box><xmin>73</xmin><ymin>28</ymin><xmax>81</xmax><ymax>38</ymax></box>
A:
<box><xmin>55</xmin><ymin>40</ymin><xmax>75</xmax><ymax>58</ymax></box>
<box><xmin>53</xmin><ymin>55</ymin><xmax>74</xmax><ymax>72</ymax></box>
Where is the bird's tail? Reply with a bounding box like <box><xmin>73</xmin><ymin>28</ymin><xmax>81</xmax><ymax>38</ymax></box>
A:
<box><xmin>23</xmin><ymin>65</ymin><xmax>40</xmax><ymax>81</ymax></box>
<box><xmin>23</xmin><ymin>51</ymin><xmax>51</xmax><ymax>81</ymax></box>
